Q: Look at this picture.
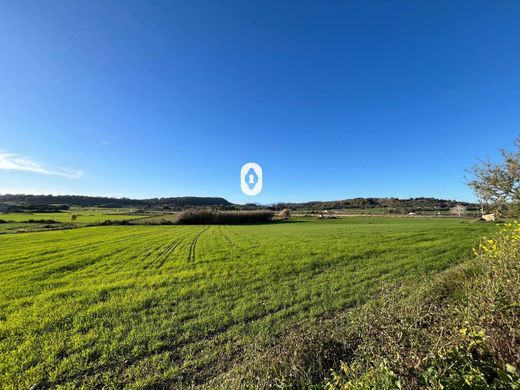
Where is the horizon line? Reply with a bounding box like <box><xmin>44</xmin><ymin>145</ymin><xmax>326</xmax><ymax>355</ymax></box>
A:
<box><xmin>0</xmin><ymin>192</ymin><xmax>479</xmax><ymax>205</ymax></box>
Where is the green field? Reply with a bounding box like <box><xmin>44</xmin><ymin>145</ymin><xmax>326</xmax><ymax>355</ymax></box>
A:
<box><xmin>0</xmin><ymin>218</ymin><xmax>495</xmax><ymax>388</ymax></box>
<box><xmin>0</xmin><ymin>211</ymin><xmax>144</xmax><ymax>224</ymax></box>
<box><xmin>0</xmin><ymin>211</ymin><xmax>147</xmax><ymax>234</ymax></box>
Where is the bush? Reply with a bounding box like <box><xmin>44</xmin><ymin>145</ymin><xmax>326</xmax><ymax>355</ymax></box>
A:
<box><xmin>97</xmin><ymin>220</ymin><xmax>130</xmax><ymax>226</ymax></box>
<box><xmin>175</xmin><ymin>210</ymin><xmax>274</xmax><ymax>225</ymax></box>
<box><xmin>328</xmin><ymin>360</ymin><xmax>402</xmax><ymax>390</ymax></box>
<box><xmin>160</xmin><ymin>219</ymin><xmax>174</xmax><ymax>225</ymax></box>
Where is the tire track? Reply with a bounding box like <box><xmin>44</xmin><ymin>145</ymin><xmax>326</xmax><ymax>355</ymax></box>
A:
<box><xmin>188</xmin><ymin>226</ymin><xmax>209</xmax><ymax>262</ymax></box>
<box><xmin>152</xmin><ymin>229</ymin><xmax>198</xmax><ymax>269</ymax></box>
<box><xmin>3</xmin><ymin>228</ymin><xmax>162</xmax><ymax>268</ymax></box>
<box><xmin>218</xmin><ymin>225</ymin><xmax>233</xmax><ymax>246</ymax></box>
<box><xmin>141</xmin><ymin>227</ymin><xmax>198</xmax><ymax>269</ymax></box>
<box><xmin>3</xmin><ymin>228</ymin><xmax>180</xmax><ymax>280</ymax></box>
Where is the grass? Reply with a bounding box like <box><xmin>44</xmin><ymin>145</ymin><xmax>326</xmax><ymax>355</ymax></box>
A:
<box><xmin>0</xmin><ymin>211</ymin><xmax>144</xmax><ymax>224</ymax></box>
<box><xmin>233</xmin><ymin>221</ymin><xmax>520</xmax><ymax>389</ymax></box>
<box><xmin>130</xmin><ymin>213</ymin><xmax>179</xmax><ymax>225</ymax></box>
<box><xmin>0</xmin><ymin>217</ymin><xmax>496</xmax><ymax>388</ymax></box>
<box><xmin>0</xmin><ymin>211</ymin><xmax>147</xmax><ymax>234</ymax></box>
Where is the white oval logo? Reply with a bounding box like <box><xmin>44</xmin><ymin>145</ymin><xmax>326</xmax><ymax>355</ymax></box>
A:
<box><xmin>240</xmin><ymin>162</ymin><xmax>263</xmax><ymax>196</ymax></box>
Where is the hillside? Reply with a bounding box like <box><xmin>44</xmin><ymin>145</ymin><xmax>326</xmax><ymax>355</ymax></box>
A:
<box><xmin>275</xmin><ymin>197</ymin><xmax>479</xmax><ymax>213</ymax></box>
<box><xmin>0</xmin><ymin>194</ymin><xmax>232</xmax><ymax>209</ymax></box>
<box><xmin>0</xmin><ymin>194</ymin><xmax>478</xmax><ymax>214</ymax></box>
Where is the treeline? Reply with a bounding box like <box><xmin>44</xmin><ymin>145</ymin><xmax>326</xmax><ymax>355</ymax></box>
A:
<box><xmin>1</xmin><ymin>204</ymin><xmax>70</xmax><ymax>213</ymax></box>
<box><xmin>0</xmin><ymin>194</ymin><xmax>231</xmax><ymax>209</ymax></box>
<box><xmin>0</xmin><ymin>194</ymin><xmax>478</xmax><ymax>214</ymax></box>
<box><xmin>274</xmin><ymin>197</ymin><xmax>478</xmax><ymax>213</ymax></box>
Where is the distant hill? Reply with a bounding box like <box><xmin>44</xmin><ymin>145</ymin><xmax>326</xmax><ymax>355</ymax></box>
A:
<box><xmin>0</xmin><ymin>194</ymin><xmax>478</xmax><ymax>214</ymax></box>
<box><xmin>0</xmin><ymin>194</ymin><xmax>232</xmax><ymax>209</ymax></box>
<box><xmin>273</xmin><ymin>197</ymin><xmax>479</xmax><ymax>213</ymax></box>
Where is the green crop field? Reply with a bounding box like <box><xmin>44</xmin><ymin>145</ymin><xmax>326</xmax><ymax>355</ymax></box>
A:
<box><xmin>0</xmin><ymin>211</ymin><xmax>144</xmax><ymax>224</ymax></box>
<box><xmin>0</xmin><ymin>218</ymin><xmax>496</xmax><ymax>388</ymax></box>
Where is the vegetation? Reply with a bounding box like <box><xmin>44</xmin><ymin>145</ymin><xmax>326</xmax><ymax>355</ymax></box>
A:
<box><xmin>224</xmin><ymin>221</ymin><xmax>519</xmax><ymax>389</ymax></box>
<box><xmin>0</xmin><ymin>194</ymin><xmax>479</xmax><ymax>215</ymax></box>
<box><xmin>468</xmin><ymin>136</ymin><xmax>520</xmax><ymax>217</ymax></box>
<box><xmin>0</xmin><ymin>212</ymin><xmax>147</xmax><ymax>234</ymax></box>
<box><xmin>0</xmin><ymin>195</ymin><xmax>232</xmax><ymax>209</ymax></box>
<box><xmin>0</xmin><ymin>218</ymin><xmax>495</xmax><ymax>388</ymax></box>
<box><xmin>275</xmin><ymin>197</ymin><xmax>478</xmax><ymax>214</ymax></box>
<box><xmin>450</xmin><ymin>204</ymin><xmax>467</xmax><ymax>217</ymax></box>
<box><xmin>0</xmin><ymin>211</ymin><xmax>143</xmax><ymax>224</ymax></box>
<box><xmin>176</xmin><ymin>210</ymin><xmax>274</xmax><ymax>225</ymax></box>
<box><xmin>0</xmin><ymin>222</ymin><xmax>76</xmax><ymax>234</ymax></box>
<box><xmin>1</xmin><ymin>204</ymin><xmax>70</xmax><ymax>213</ymax></box>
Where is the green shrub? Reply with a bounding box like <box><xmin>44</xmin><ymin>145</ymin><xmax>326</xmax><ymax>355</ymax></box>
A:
<box><xmin>327</xmin><ymin>361</ymin><xmax>402</xmax><ymax>390</ymax></box>
<box><xmin>421</xmin><ymin>327</ymin><xmax>519</xmax><ymax>389</ymax></box>
<box><xmin>97</xmin><ymin>219</ymin><xmax>130</xmax><ymax>225</ymax></box>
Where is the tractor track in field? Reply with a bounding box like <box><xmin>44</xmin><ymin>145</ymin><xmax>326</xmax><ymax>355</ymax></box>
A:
<box><xmin>21</xmin><ymin>231</ymin><xmax>170</xmax><ymax>280</ymax></box>
<box><xmin>153</xmin><ymin>236</ymin><xmax>188</xmax><ymax>269</ymax></box>
<box><xmin>218</xmin><ymin>225</ymin><xmax>233</xmax><ymax>246</ymax></box>
<box><xmin>5</xmin><ymin>229</ymin><xmax>162</xmax><ymax>267</ymax></box>
<box><xmin>12</xmin><ymin>228</ymin><xmax>192</xmax><ymax>276</ymax></box>
<box><xmin>141</xmin><ymin>227</ymin><xmax>198</xmax><ymax>269</ymax></box>
<box><xmin>188</xmin><ymin>226</ymin><xmax>209</xmax><ymax>262</ymax></box>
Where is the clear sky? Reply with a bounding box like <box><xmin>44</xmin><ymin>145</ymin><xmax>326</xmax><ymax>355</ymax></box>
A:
<box><xmin>1</xmin><ymin>1</ymin><xmax>519</xmax><ymax>204</ymax></box>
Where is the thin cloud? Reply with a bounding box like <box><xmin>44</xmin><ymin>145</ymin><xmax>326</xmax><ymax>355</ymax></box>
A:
<box><xmin>0</xmin><ymin>152</ymin><xmax>82</xmax><ymax>179</ymax></box>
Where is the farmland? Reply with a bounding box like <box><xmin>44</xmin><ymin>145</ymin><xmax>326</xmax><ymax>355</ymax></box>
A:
<box><xmin>0</xmin><ymin>217</ymin><xmax>496</xmax><ymax>388</ymax></box>
<box><xmin>0</xmin><ymin>210</ymin><xmax>144</xmax><ymax>224</ymax></box>
<box><xmin>0</xmin><ymin>211</ymin><xmax>147</xmax><ymax>234</ymax></box>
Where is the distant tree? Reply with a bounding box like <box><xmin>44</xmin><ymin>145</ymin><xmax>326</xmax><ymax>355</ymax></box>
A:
<box><xmin>278</xmin><ymin>209</ymin><xmax>291</xmax><ymax>220</ymax></box>
<box><xmin>468</xmin><ymin>137</ymin><xmax>520</xmax><ymax>217</ymax></box>
<box><xmin>450</xmin><ymin>205</ymin><xmax>466</xmax><ymax>217</ymax></box>
<box><xmin>70</xmin><ymin>214</ymin><xmax>78</xmax><ymax>221</ymax></box>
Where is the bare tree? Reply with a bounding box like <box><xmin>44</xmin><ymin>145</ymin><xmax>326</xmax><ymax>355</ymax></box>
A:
<box><xmin>468</xmin><ymin>137</ymin><xmax>520</xmax><ymax>217</ymax></box>
<box><xmin>450</xmin><ymin>205</ymin><xmax>466</xmax><ymax>217</ymax></box>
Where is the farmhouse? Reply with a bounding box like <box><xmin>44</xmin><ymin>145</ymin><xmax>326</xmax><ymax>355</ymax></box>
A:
<box><xmin>0</xmin><ymin>204</ymin><xmax>8</xmax><ymax>213</ymax></box>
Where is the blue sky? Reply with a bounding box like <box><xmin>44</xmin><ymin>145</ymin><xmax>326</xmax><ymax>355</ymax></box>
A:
<box><xmin>1</xmin><ymin>1</ymin><xmax>519</xmax><ymax>204</ymax></box>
